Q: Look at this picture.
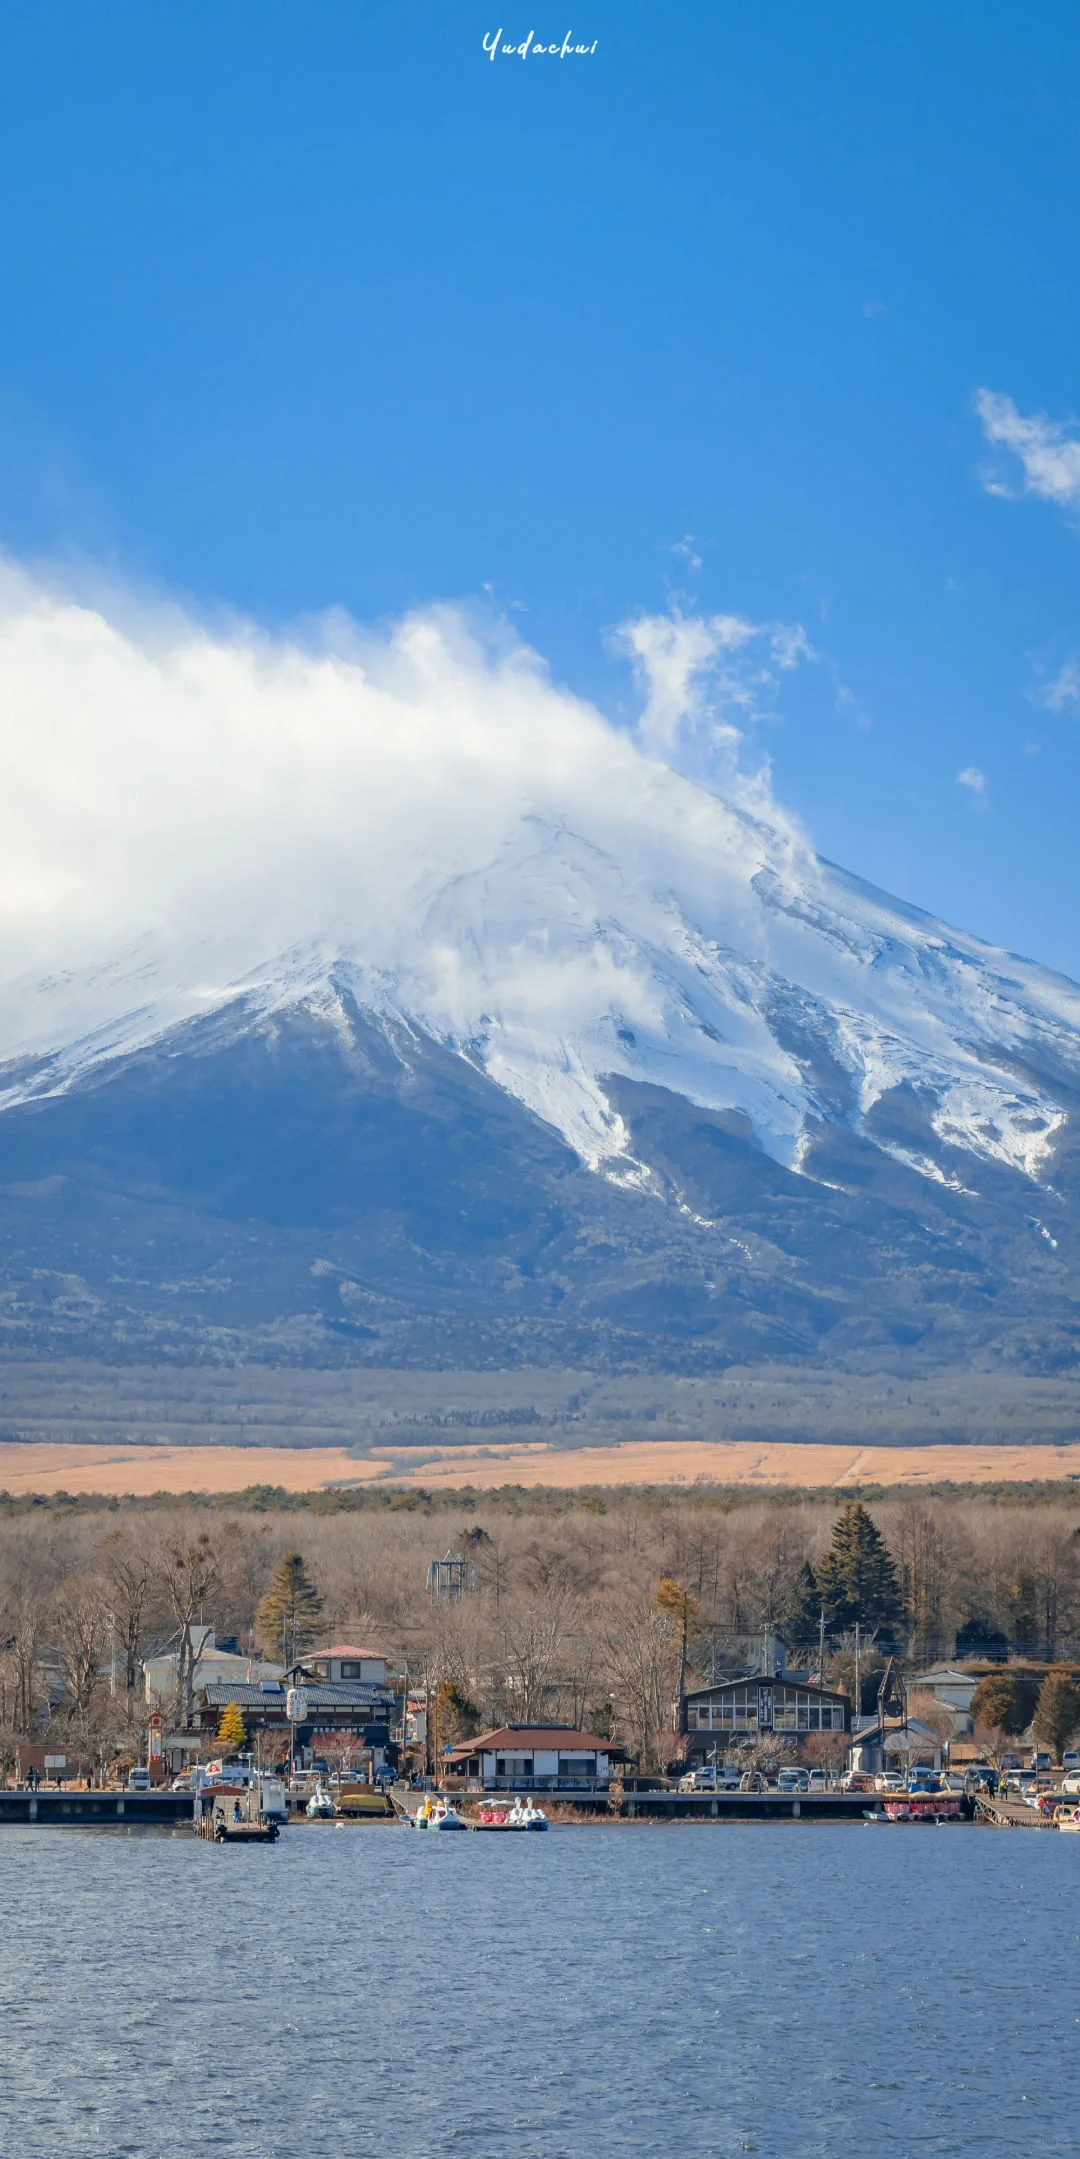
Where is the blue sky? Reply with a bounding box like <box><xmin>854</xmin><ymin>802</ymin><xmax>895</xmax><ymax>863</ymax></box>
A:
<box><xmin>2</xmin><ymin>2</ymin><xmax>1080</xmax><ymax>969</ymax></box>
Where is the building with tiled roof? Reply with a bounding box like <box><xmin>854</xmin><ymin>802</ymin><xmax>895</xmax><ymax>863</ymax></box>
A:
<box><xmin>443</xmin><ymin>1725</ymin><xmax>620</xmax><ymax>1791</ymax></box>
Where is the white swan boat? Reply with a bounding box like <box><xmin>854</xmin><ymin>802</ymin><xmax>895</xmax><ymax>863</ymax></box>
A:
<box><xmin>306</xmin><ymin>1783</ymin><xmax>336</xmax><ymax>1819</ymax></box>
<box><xmin>505</xmin><ymin>1797</ymin><xmax>549</xmax><ymax>1831</ymax></box>
<box><xmin>414</xmin><ymin>1796</ymin><xmax>467</xmax><ymax>1830</ymax></box>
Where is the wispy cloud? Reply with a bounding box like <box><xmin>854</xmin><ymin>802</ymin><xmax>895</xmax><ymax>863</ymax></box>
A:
<box><xmin>975</xmin><ymin>388</ymin><xmax>1080</xmax><ymax>510</ymax></box>
<box><xmin>616</xmin><ymin>609</ymin><xmax>814</xmax><ymax>785</ymax></box>
<box><xmin>667</xmin><ymin>534</ymin><xmax>703</xmax><ymax>573</ymax></box>
<box><xmin>957</xmin><ymin>765</ymin><xmax>988</xmax><ymax>798</ymax></box>
<box><xmin>1035</xmin><ymin>654</ymin><xmax>1080</xmax><ymax>714</ymax></box>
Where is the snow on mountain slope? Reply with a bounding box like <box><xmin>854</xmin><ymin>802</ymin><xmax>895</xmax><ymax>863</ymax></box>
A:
<box><xmin>0</xmin><ymin>573</ymin><xmax>1077</xmax><ymax>1195</ymax></box>
<box><xmin>1</xmin><ymin>786</ymin><xmax>1078</xmax><ymax>1194</ymax></box>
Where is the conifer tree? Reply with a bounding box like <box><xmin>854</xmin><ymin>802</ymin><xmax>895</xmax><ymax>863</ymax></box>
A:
<box><xmin>784</xmin><ymin>1561</ymin><xmax>822</xmax><ymax>1647</ymax></box>
<box><xmin>255</xmin><ymin>1553</ymin><xmax>324</xmax><ymax>1662</ymax></box>
<box><xmin>814</xmin><ymin>1501</ymin><xmax>903</xmax><ymax>1635</ymax></box>
<box><xmin>216</xmin><ymin>1701</ymin><xmax>248</xmax><ymax>1754</ymax></box>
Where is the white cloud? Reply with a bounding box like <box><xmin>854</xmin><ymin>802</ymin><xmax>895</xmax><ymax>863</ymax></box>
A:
<box><xmin>0</xmin><ymin>563</ymin><xmax>815</xmax><ymax>1006</ymax></box>
<box><xmin>616</xmin><ymin>609</ymin><xmax>813</xmax><ymax>774</ymax></box>
<box><xmin>667</xmin><ymin>534</ymin><xmax>703</xmax><ymax>572</ymax></box>
<box><xmin>1036</xmin><ymin>655</ymin><xmax>1080</xmax><ymax>713</ymax></box>
<box><xmin>957</xmin><ymin>765</ymin><xmax>988</xmax><ymax>796</ymax></box>
<box><xmin>975</xmin><ymin>388</ymin><xmax>1080</xmax><ymax>510</ymax></box>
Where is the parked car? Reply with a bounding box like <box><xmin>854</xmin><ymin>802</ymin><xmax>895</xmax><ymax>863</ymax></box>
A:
<box><xmin>840</xmin><ymin>1772</ymin><xmax>876</xmax><ymax>1793</ymax></box>
<box><xmin>777</xmin><ymin>1768</ymin><xmax>810</xmax><ymax>1794</ymax></box>
<box><xmin>1031</xmin><ymin>1751</ymin><xmax>1053</xmax><ymax>1772</ymax></box>
<box><xmin>938</xmin><ymin>1772</ymin><xmax>966</xmax><ymax>1793</ymax></box>
<box><xmin>1001</xmin><ymin>1754</ymin><xmax>1023</xmax><ymax>1771</ymax></box>
<box><xmin>874</xmin><ymin>1772</ymin><xmax>906</xmax><ymax>1794</ymax></box>
<box><xmin>806</xmin><ymin>1770</ymin><xmax>828</xmax><ymax>1792</ymax></box>
<box><xmin>126</xmin><ymin>1766</ymin><xmax>151</xmax><ymax>1792</ymax></box>
<box><xmin>1062</xmin><ymin>1751</ymin><xmax>1080</xmax><ymax>1772</ymax></box>
<box><xmin>678</xmin><ymin>1768</ymin><xmax>717</xmax><ymax>1792</ymax></box>
<box><xmin>1060</xmin><ymin>1771</ymin><xmax>1080</xmax><ymax>1795</ymax></box>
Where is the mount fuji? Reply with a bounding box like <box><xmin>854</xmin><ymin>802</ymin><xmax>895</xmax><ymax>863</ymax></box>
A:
<box><xmin>3</xmin><ymin>778</ymin><xmax>1080</xmax><ymax>1379</ymax></box>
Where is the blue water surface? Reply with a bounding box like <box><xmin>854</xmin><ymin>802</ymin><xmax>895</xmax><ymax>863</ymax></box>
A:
<box><xmin>0</xmin><ymin>1819</ymin><xmax>1075</xmax><ymax>2157</ymax></box>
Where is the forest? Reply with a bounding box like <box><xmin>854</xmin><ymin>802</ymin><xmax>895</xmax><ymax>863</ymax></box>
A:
<box><xmin>4</xmin><ymin>1480</ymin><xmax>1080</xmax><ymax>1774</ymax></box>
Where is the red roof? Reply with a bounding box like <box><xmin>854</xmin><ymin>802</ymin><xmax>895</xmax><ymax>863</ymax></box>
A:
<box><xmin>444</xmin><ymin>1726</ymin><xmax>613</xmax><ymax>1760</ymax></box>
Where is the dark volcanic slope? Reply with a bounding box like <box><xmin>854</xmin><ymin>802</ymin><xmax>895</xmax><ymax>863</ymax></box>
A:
<box><xmin>0</xmin><ymin>995</ymin><xmax>1078</xmax><ymax>1376</ymax></box>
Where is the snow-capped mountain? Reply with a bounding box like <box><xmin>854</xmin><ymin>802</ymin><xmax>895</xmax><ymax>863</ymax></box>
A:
<box><xmin>4</xmin><ymin>729</ymin><xmax>1080</xmax><ymax>1380</ymax></box>
<box><xmin>2</xmin><ymin>798</ymin><xmax>1078</xmax><ymax>1198</ymax></box>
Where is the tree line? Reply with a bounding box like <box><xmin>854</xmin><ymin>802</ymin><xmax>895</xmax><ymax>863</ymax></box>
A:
<box><xmin>4</xmin><ymin>1485</ymin><xmax>1080</xmax><ymax>1774</ymax></box>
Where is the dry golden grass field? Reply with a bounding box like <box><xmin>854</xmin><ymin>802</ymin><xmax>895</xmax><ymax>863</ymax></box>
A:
<box><xmin>5</xmin><ymin>1435</ymin><xmax>1080</xmax><ymax>1496</ymax></box>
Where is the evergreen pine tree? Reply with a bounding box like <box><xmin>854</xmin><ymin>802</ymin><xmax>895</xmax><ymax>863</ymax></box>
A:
<box><xmin>784</xmin><ymin>1560</ymin><xmax>822</xmax><ymax>1648</ymax></box>
<box><xmin>814</xmin><ymin>1501</ymin><xmax>903</xmax><ymax>1636</ymax></box>
<box><xmin>216</xmin><ymin>1701</ymin><xmax>248</xmax><ymax>1754</ymax></box>
<box><xmin>255</xmin><ymin>1553</ymin><xmax>324</xmax><ymax>1661</ymax></box>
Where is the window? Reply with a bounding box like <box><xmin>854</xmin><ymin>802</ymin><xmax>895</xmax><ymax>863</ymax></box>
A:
<box><xmin>558</xmin><ymin>1757</ymin><xmax>595</xmax><ymax>1776</ymax></box>
<box><xmin>339</xmin><ymin>1662</ymin><xmax>364</xmax><ymax>1679</ymax></box>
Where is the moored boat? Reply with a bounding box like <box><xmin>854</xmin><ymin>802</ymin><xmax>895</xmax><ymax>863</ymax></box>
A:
<box><xmin>414</xmin><ymin>1796</ymin><xmax>467</xmax><ymax>1830</ymax></box>
<box><xmin>505</xmin><ymin>1797</ymin><xmax>549</xmax><ymax>1831</ymax></box>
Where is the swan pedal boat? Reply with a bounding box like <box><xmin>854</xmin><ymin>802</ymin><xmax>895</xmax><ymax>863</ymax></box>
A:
<box><xmin>413</xmin><ymin>1796</ymin><xmax>467</xmax><ymax>1830</ymax></box>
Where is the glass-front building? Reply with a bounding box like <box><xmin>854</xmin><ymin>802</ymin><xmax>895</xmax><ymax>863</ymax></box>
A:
<box><xmin>683</xmin><ymin>1677</ymin><xmax>850</xmax><ymax>1753</ymax></box>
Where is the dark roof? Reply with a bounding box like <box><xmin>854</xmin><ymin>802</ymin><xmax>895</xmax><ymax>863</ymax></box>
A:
<box><xmin>684</xmin><ymin>1676</ymin><xmax>849</xmax><ymax>1705</ymax></box>
<box><xmin>200</xmin><ymin>1682</ymin><xmax>286</xmax><ymax>1709</ymax></box>
<box><xmin>288</xmin><ymin>1684</ymin><xmax>394</xmax><ymax>1710</ymax></box>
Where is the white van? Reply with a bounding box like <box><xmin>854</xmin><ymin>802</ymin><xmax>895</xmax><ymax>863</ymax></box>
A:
<box><xmin>126</xmin><ymin>1766</ymin><xmax>152</xmax><ymax>1792</ymax></box>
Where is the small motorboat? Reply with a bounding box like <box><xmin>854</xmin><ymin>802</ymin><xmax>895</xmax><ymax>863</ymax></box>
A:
<box><xmin>505</xmin><ymin>1797</ymin><xmax>549</xmax><ymax>1831</ymax></box>
<box><xmin>306</xmin><ymin>1784</ymin><xmax>336</xmax><ymax>1819</ymax></box>
<box><xmin>1054</xmin><ymin>1803</ymin><xmax>1080</xmax><ymax>1832</ymax></box>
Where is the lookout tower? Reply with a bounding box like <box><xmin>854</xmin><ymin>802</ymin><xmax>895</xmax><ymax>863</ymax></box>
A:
<box><xmin>426</xmin><ymin>1551</ymin><xmax>478</xmax><ymax>1601</ymax></box>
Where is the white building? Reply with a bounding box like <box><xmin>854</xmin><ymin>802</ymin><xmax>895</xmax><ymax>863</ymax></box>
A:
<box><xmin>444</xmin><ymin>1725</ymin><xmax>615</xmax><ymax>1791</ymax></box>
<box><xmin>850</xmin><ymin>1716</ymin><xmax>945</xmax><ymax>1774</ymax></box>
<box><xmin>290</xmin><ymin>1644</ymin><xmax>388</xmax><ymax>1687</ymax></box>
<box><xmin>910</xmin><ymin>1666</ymin><xmax>979</xmax><ymax>1735</ymax></box>
<box><xmin>144</xmin><ymin>1628</ymin><xmax>283</xmax><ymax>1708</ymax></box>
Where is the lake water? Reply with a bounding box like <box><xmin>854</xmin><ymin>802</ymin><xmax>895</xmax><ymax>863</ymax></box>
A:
<box><xmin>1</xmin><ymin>1819</ymin><xmax>1077</xmax><ymax>2157</ymax></box>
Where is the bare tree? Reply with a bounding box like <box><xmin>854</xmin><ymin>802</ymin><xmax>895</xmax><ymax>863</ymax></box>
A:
<box><xmin>52</xmin><ymin>1576</ymin><xmax>107</xmax><ymax>1724</ymax></box>
<box><xmin>96</xmin><ymin>1534</ymin><xmax>154</xmax><ymax>1695</ymax></box>
<box><xmin>158</xmin><ymin>1531</ymin><xmax>219</xmax><ymax>1727</ymax></box>
<box><xmin>498</xmin><ymin>1590</ymin><xmax>576</xmax><ymax>1725</ymax></box>
<box><xmin>601</xmin><ymin>1581</ymin><xmax>680</xmax><ymax>1771</ymax></box>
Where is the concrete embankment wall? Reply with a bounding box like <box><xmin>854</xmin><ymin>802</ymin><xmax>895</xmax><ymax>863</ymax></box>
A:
<box><xmin>0</xmin><ymin>1790</ymin><xmax>195</xmax><ymax>1826</ymax></box>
